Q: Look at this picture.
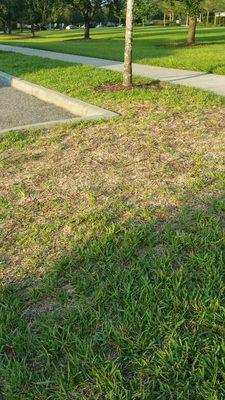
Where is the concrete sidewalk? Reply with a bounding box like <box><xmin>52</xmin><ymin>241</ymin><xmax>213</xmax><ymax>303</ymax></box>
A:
<box><xmin>1</xmin><ymin>44</ymin><xmax>225</xmax><ymax>96</ymax></box>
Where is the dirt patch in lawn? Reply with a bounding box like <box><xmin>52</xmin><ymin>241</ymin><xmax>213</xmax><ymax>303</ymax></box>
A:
<box><xmin>160</xmin><ymin>41</ymin><xmax>225</xmax><ymax>48</ymax></box>
<box><xmin>96</xmin><ymin>82</ymin><xmax>163</xmax><ymax>92</ymax></box>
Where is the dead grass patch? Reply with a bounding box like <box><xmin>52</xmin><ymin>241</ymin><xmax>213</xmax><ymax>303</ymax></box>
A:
<box><xmin>1</xmin><ymin>101</ymin><xmax>225</xmax><ymax>281</ymax></box>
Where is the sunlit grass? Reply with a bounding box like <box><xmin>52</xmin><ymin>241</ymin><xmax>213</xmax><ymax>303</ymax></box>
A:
<box><xmin>1</xmin><ymin>25</ymin><xmax>225</xmax><ymax>73</ymax></box>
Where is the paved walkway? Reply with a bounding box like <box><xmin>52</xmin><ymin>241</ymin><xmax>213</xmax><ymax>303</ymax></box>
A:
<box><xmin>1</xmin><ymin>44</ymin><xmax>225</xmax><ymax>96</ymax></box>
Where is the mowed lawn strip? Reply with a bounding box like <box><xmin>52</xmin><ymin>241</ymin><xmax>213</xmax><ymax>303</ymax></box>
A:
<box><xmin>1</xmin><ymin>52</ymin><xmax>225</xmax><ymax>399</ymax></box>
<box><xmin>1</xmin><ymin>26</ymin><xmax>225</xmax><ymax>73</ymax></box>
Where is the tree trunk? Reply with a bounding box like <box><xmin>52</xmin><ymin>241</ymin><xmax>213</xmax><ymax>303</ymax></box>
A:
<box><xmin>8</xmin><ymin>0</ymin><xmax>13</xmax><ymax>34</ymax></box>
<box><xmin>31</xmin><ymin>22</ymin><xmax>35</xmax><ymax>37</ymax></box>
<box><xmin>84</xmin><ymin>19</ymin><xmax>90</xmax><ymax>39</ymax></box>
<box><xmin>164</xmin><ymin>13</ymin><xmax>166</xmax><ymax>27</ymax></box>
<box><xmin>187</xmin><ymin>16</ymin><xmax>196</xmax><ymax>45</ymax></box>
<box><xmin>186</xmin><ymin>14</ymin><xmax>189</xmax><ymax>27</ymax></box>
<box><xmin>20</xmin><ymin>21</ymin><xmax>23</xmax><ymax>33</ymax></box>
<box><xmin>206</xmin><ymin>11</ymin><xmax>209</xmax><ymax>25</ymax></box>
<box><xmin>8</xmin><ymin>22</ymin><xmax>12</xmax><ymax>34</ymax></box>
<box><xmin>123</xmin><ymin>0</ymin><xmax>134</xmax><ymax>87</ymax></box>
<box><xmin>214</xmin><ymin>13</ymin><xmax>217</xmax><ymax>25</ymax></box>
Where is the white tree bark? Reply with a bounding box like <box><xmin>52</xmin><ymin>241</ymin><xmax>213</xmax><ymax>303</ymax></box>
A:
<box><xmin>123</xmin><ymin>0</ymin><xmax>134</xmax><ymax>86</ymax></box>
<box><xmin>186</xmin><ymin>14</ymin><xmax>189</xmax><ymax>27</ymax></box>
<box><xmin>164</xmin><ymin>13</ymin><xmax>166</xmax><ymax>27</ymax></box>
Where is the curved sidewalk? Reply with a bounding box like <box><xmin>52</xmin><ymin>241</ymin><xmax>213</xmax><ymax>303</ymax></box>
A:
<box><xmin>1</xmin><ymin>44</ymin><xmax>225</xmax><ymax>96</ymax></box>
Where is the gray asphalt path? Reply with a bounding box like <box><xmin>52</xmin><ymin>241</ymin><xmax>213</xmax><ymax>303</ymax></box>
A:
<box><xmin>0</xmin><ymin>79</ymin><xmax>74</xmax><ymax>131</ymax></box>
<box><xmin>0</xmin><ymin>44</ymin><xmax>225</xmax><ymax>96</ymax></box>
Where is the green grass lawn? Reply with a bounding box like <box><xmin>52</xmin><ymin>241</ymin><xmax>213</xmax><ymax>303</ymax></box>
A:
<box><xmin>1</xmin><ymin>26</ymin><xmax>225</xmax><ymax>73</ymax></box>
<box><xmin>1</xmin><ymin>52</ymin><xmax>225</xmax><ymax>399</ymax></box>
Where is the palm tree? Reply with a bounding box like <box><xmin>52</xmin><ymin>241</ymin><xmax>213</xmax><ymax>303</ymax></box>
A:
<box><xmin>181</xmin><ymin>0</ymin><xmax>201</xmax><ymax>45</ymax></box>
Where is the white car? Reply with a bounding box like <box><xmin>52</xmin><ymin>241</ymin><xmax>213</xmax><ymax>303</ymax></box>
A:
<box><xmin>66</xmin><ymin>25</ymin><xmax>77</xmax><ymax>30</ymax></box>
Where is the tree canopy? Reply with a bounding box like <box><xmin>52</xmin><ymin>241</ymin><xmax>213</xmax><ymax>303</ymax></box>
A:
<box><xmin>0</xmin><ymin>0</ymin><xmax>225</xmax><ymax>36</ymax></box>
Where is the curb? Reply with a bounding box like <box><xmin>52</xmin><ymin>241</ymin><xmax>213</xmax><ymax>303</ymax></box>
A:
<box><xmin>0</xmin><ymin>70</ymin><xmax>118</xmax><ymax>120</ymax></box>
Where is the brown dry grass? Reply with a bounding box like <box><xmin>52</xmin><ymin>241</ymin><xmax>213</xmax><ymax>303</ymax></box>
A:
<box><xmin>1</xmin><ymin>100</ymin><xmax>225</xmax><ymax>281</ymax></box>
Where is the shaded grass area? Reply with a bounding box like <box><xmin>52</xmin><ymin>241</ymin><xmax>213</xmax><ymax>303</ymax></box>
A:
<box><xmin>1</xmin><ymin>26</ymin><xmax>225</xmax><ymax>74</ymax></box>
<box><xmin>2</xmin><ymin>199</ymin><xmax>225</xmax><ymax>400</ymax></box>
<box><xmin>1</xmin><ymin>52</ymin><xmax>225</xmax><ymax>399</ymax></box>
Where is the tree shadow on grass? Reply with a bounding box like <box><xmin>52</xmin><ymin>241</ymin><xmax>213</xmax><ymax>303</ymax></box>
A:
<box><xmin>1</xmin><ymin>28</ymin><xmax>225</xmax><ymax>67</ymax></box>
<box><xmin>207</xmin><ymin>63</ymin><xmax>225</xmax><ymax>73</ymax></box>
<box><xmin>0</xmin><ymin>50</ymin><xmax>121</xmax><ymax>81</ymax></box>
<box><xmin>0</xmin><ymin>38</ymin><xmax>175</xmax><ymax>65</ymax></box>
<box><xmin>159</xmin><ymin>40</ymin><xmax>225</xmax><ymax>48</ymax></box>
<box><xmin>2</xmin><ymin>32</ymin><xmax>224</xmax><ymax>68</ymax></box>
<box><xmin>1</xmin><ymin>188</ymin><xmax>225</xmax><ymax>399</ymax></box>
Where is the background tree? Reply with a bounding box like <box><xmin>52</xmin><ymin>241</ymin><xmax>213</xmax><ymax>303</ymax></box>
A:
<box><xmin>180</xmin><ymin>0</ymin><xmax>202</xmax><ymax>44</ymax></box>
<box><xmin>14</xmin><ymin>0</ymin><xmax>26</xmax><ymax>32</ymax></box>
<box><xmin>134</xmin><ymin>0</ymin><xmax>159</xmax><ymax>25</ymax></box>
<box><xmin>72</xmin><ymin>0</ymin><xmax>104</xmax><ymax>39</ymax></box>
<box><xmin>173</xmin><ymin>0</ymin><xmax>186</xmax><ymax>24</ymax></box>
<box><xmin>203</xmin><ymin>0</ymin><xmax>225</xmax><ymax>24</ymax></box>
<box><xmin>113</xmin><ymin>0</ymin><xmax>126</xmax><ymax>24</ymax></box>
<box><xmin>24</xmin><ymin>0</ymin><xmax>40</xmax><ymax>35</ymax></box>
<box><xmin>158</xmin><ymin>0</ymin><xmax>175</xmax><ymax>25</ymax></box>
<box><xmin>35</xmin><ymin>0</ymin><xmax>55</xmax><ymax>26</ymax></box>
<box><xmin>0</xmin><ymin>0</ymin><xmax>9</xmax><ymax>32</ymax></box>
<box><xmin>203</xmin><ymin>0</ymin><xmax>215</xmax><ymax>24</ymax></box>
<box><xmin>0</xmin><ymin>0</ymin><xmax>14</xmax><ymax>33</ymax></box>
